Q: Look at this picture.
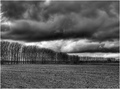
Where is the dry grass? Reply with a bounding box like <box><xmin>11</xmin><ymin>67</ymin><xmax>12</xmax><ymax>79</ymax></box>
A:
<box><xmin>1</xmin><ymin>64</ymin><xmax>119</xmax><ymax>88</ymax></box>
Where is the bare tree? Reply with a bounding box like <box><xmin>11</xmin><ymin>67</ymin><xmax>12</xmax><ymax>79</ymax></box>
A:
<box><xmin>1</xmin><ymin>41</ymin><xmax>10</xmax><ymax>64</ymax></box>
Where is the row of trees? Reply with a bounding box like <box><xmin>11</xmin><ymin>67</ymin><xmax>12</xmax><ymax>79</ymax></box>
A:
<box><xmin>0</xmin><ymin>41</ymin><xmax>80</xmax><ymax>64</ymax></box>
<box><xmin>78</xmin><ymin>56</ymin><xmax>118</xmax><ymax>62</ymax></box>
<box><xmin>0</xmin><ymin>41</ymin><xmax>118</xmax><ymax>65</ymax></box>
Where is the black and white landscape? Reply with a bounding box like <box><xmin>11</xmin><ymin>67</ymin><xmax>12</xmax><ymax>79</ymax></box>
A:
<box><xmin>0</xmin><ymin>0</ymin><xmax>119</xmax><ymax>88</ymax></box>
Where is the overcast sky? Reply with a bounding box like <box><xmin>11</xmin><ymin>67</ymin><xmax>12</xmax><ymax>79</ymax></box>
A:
<box><xmin>1</xmin><ymin>0</ymin><xmax>119</xmax><ymax>53</ymax></box>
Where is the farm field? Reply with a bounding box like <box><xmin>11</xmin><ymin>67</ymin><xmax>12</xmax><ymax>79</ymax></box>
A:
<box><xmin>1</xmin><ymin>64</ymin><xmax>119</xmax><ymax>88</ymax></box>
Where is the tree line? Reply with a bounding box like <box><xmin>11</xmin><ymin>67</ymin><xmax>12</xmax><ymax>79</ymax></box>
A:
<box><xmin>0</xmin><ymin>41</ymin><xmax>118</xmax><ymax>65</ymax></box>
<box><xmin>0</xmin><ymin>41</ymin><xmax>80</xmax><ymax>64</ymax></box>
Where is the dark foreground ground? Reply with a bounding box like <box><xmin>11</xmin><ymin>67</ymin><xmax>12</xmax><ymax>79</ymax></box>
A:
<box><xmin>1</xmin><ymin>64</ymin><xmax>119</xmax><ymax>88</ymax></box>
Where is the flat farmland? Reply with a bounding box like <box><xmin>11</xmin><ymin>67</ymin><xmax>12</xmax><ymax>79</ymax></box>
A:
<box><xmin>1</xmin><ymin>64</ymin><xmax>119</xmax><ymax>88</ymax></box>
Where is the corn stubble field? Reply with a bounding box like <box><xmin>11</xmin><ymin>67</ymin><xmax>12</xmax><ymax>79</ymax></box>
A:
<box><xmin>1</xmin><ymin>64</ymin><xmax>119</xmax><ymax>88</ymax></box>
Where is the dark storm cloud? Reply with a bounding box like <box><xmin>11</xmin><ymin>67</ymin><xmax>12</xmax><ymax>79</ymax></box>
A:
<box><xmin>78</xmin><ymin>47</ymin><xmax>119</xmax><ymax>53</ymax></box>
<box><xmin>1</xmin><ymin>1</ymin><xmax>27</xmax><ymax>19</ymax></box>
<box><xmin>1</xmin><ymin>1</ymin><xmax>44</xmax><ymax>20</ymax></box>
<box><xmin>1</xmin><ymin>1</ymin><xmax>118</xmax><ymax>20</ymax></box>
<box><xmin>42</xmin><ymin>1</ymin><xmax>118</xmax><ymax>18</ymax></box>
<box><xmin>1</xmin><ymin>1</ymin><xmax>119</xmax><ymax>42</ymax></box>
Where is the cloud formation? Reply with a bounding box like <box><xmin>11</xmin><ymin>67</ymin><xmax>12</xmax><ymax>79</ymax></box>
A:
<box><xmin>25</xmin><ymin>39</ymin><xmax>119</xmax><ymax>53</ymax></box>
<box><xmin>1</xmin><ymin>1</ymin><xmax>119</xmax><ymax>42</ymax></box>
<box><xmin>1</xmin><ymin>11</ymin><xmax>119</xmax><ymax>41</ymax></box>
<box><xmin>1</xmin><ymin>1</ymin><xmax>119</xmax><ymax>53</ymax></box>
